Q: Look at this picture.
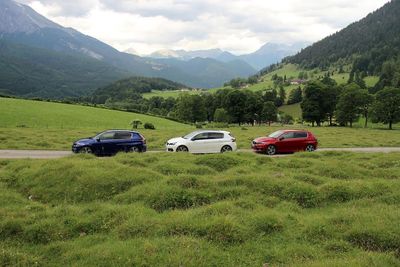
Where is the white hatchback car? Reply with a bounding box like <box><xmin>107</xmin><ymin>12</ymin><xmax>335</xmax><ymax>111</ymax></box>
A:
<box><xmin>166</xmin><ymin>130</ymin><xmax>237</xmax><ymax>153</ymax></box>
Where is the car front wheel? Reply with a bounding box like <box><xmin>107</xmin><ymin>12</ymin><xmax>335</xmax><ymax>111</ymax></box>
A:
<box><xmin>266</xmin><ymin>145</ymin><xmax>276</xmax><ymax>155</ymax></box>
<box><xmin>305</xmin><ymin>144</ymin><xmax>315</xmax><ymax>152</ymax></box>
<box><xmin>176</xmin><ymin>145</ymin><xmax>189</xmax><ymax>152</ymax></box>
<box><xmin>80</xmin><ymin>146</ymin><xmax>92</xmax><ymax>154</ymax></box>
<box><xmin>221</xmin><ymin>145</ymin><xmax>232</xmax><ymax>153</ymax></box>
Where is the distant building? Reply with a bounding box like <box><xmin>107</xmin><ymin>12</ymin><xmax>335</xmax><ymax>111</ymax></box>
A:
<box><xmin>290</xmin><ymin>79</ymin><xmax>307</xmax><ymax>85</ymax></box>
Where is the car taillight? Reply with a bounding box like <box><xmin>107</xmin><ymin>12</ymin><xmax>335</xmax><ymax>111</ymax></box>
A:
<box><xmin>231</xmin><ymin>138</ymin><xmax>236</xmax><ymax>142</ymax></box>
<box><xmin>140</xmin><ymin>135</ymin><xmax>146</xmax><ymax>144</ymax></box>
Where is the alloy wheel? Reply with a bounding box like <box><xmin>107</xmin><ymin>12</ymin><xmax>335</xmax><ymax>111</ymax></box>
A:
<box><xmin>221</xmin><ymin>145</ymin><xmax>232</xmax><ymax>153</ymax></box>
<box><xmin>176</xmin><ymin>146</ymin><xmax>189</xmax><ymax>152</ymax></box>
<box><xmin>80</xmin><ymin>147</ymin><xmax>92</xmax><ymax>153</ymax></box>
<box><xmin>306</xmin><ymin>144</ymin><xmax>315</xmax><ymax>152</ymax></box>
<box><xmin>266</xmin><ymin>145</ymin><xmax>276</xmax><ymax>155</ymax></box>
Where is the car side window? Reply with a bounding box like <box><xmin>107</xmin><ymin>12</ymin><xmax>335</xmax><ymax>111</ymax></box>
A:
<box><xmin>99</xmin><ymin>132</ymin><xmax>115</xmax><ymax>140</ymax></box>
<box><xmin>208</xmin><ymin>133</ymin><xmax>224</xmax><ymax>139</ymax></box>
<box><xmin>193</xmin><ymin>133</ymin><xmax>208</xmax><ymax>140</ymax></box>
<box><xmin>294</xmin><ymin>132</ymin><xmax>308</xmax><ymax>138</ymax></box>
<box><xmin>281</xmin><ymin>132</ymin><xmax>295</xmax><ymax>139</ymax></box>
<box><xmin>114</xmin><ymin>132</ymin><xmax>132</xmax><ymax>140</ymax></box>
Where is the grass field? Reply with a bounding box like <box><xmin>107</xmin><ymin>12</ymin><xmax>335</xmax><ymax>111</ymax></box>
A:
<box><xmin>0</xmin><ymin>98</ymin><xmax>190</xmax><ymax>130</ymax></box>
<box><xmin>1</xmin><ymin>151</ymin><xmax>400</xmax><ymax>266</ymax></box>
<box><xmin>278</xmin><ymin>103</ymin><xmax>302</xmax><ymax>119</ymax></box>
<box><xmin>1</xmin><ymin>97</ymin><xmax>400</xmax><ymax>150</ymax></box>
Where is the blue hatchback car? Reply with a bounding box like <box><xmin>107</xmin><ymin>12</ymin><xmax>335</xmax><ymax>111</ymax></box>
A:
<box><xmin>72</xmin><ymin>130</ymin><xmax>147</xmax><ymax>155</ymax></box>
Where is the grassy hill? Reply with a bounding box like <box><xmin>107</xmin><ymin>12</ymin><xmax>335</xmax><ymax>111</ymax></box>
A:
<box><xmin>0</xmin><ymin>97</ymin><xmax>192</xmax><ymax>150</ymax></box>
<box><xmin>1</xmin><ymin>152</ymin><xmax>400</xmax><ymax>266</ymax></box>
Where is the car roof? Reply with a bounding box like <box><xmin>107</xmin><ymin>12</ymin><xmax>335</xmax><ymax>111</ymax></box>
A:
<box><xmin>281</xmin><ymin>129</ymin><xmax>308</xmax><ymax>132</ymax></box>
<box><xmin>104</xmin><ymin>130</ymin><xmax>140</xmax><ymax>134</ymax></box>
<box><xmin>190</xmin><ymin>130</ymin><xmax>230</xmax><ymax>134</ymax></box>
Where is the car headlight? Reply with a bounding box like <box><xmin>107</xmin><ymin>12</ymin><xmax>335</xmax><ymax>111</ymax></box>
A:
<box><xmin>167</xmin><ymin>142</ymin><xmax>177</xmax><ymax>146</ymax></box>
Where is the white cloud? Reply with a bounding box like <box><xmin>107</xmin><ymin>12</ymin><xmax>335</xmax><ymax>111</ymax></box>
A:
<box><xmin>16</xmin><ymin>0</ymin><xmax>391</xmax><ymax>55</ymax></box>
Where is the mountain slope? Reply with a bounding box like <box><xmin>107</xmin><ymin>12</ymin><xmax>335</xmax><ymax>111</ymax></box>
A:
<box><xmin>91</xmin><ymin>76</ymin><xmax>188</xmax><ymax>104</ymax></box>
<box><xmin>240</xmin><ymin>43</ymin><xmax>307</xmax><ymax>70</ymax></box>
<box><xmin>285</xmin><ymin>0</ymin><xmax>400</xmax><ymax>73</ymax></box>
<box><xmin>152</xmin><ymin>57</ymin><xmax>256</xmax><ymax>88</ymax></box>
<box><xmin>0</xmin><ymin>40</ymin><xmax>130</xmax><ymax>98</ymax></box>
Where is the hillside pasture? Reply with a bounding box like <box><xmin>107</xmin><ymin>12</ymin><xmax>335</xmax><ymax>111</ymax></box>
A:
<box><xmin>1</xmin><ymin>97</ymin><xmax>400</xmax><ymax>151</ymax></box>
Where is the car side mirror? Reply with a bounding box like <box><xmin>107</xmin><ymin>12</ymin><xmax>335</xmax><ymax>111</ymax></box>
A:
<box><xmin>279</xmin><ymin>137</ymin><xmax>285</xmax><ymax>141</ymax></box>
<box><xmin>191</xmin><ymin>138</ymin><xmax>197</xmax><ymax>141</ymax></box>
<box><xmin>96</xmin><ymin>138</ymin><xmax>101</xmax><ymax>142</ymax></box>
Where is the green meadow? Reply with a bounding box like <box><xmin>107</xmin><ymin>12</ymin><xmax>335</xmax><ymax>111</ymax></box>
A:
<box><xmin>142</xmin><ymin>64</ymin><xmax>380</xmax><ymax>99</ymax></box>
<box><xmin>1</xmin><ymin>97</ymin><xmax>400</xmax><ymax>150</ymax></box>
<box><xmin>1</xmin><ymin>152</ymin><xmax>400</xmax><ymax>266</ymax></box>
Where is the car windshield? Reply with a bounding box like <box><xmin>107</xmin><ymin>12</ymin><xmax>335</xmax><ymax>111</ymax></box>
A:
<box><xmin>182</xmin><ymin>131</ymin><xmax>201</xmax><ymax>139</ymax></box>
<box><xmin>268</xmin><ymin>130</ymin><xmax>284</xmax><ymax>138</ymax></box>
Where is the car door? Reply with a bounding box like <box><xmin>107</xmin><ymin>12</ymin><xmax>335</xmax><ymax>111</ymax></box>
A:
<box><xmin>293</xmin><ymin>131</ymin><xmax>308</xmax><ymax>151</ymax></box>
<box><xmin>276</xmin><ymin>132</ymin><xmax>296</xmax><ymax>152</ymax></box>
<box><xmin>113</xmin><ymin>131</ymin><xmax>133</xmax><ymax>152</ymax></box>
<box><xmin>189</xmin><ymin>132</ymin><xmax>209</xmax><ymax>153</ymax></box>
<box><xmin>204</xmin><ymin>132</ymin><xmax>225</xmax><ymax>153</ymax></box>
<box><xmin>95</xmin><ymin>131</ymin><xmax>115</xmax><ymax>155</ymax></box>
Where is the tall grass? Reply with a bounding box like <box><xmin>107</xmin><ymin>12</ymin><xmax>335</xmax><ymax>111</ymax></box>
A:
<box><xmin>1</xmin><ymin>151</ymin><xmax>400</xmax><ymax>266</ymax></box>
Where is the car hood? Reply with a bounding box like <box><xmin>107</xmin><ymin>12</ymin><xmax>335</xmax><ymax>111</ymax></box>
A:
<box><xmin>167</xmin><ymin>137</ymin><xmax>185</xmax><ymax>144</ymax></box>
<box><xmin>74</xmin><ymin>138</ymin><xmax>95</xmax><ymax>145</ymax></box>
<box><xmin>253</xmin><ymin>137</ymin><xmax>276</xmax><ymax>143</ymax></box>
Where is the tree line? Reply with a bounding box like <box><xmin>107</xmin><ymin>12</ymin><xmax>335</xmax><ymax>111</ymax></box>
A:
<box><xmin>300</xmin><ymin>76</ymin><xmax>400</xmax><ymax>129</ymax></box>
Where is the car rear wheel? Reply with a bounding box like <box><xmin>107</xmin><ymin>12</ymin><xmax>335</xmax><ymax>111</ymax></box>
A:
<box><xmin>176</xmin><ymin>145</ymin><xmax>189</xmax><ymax>152</ymax></box>
<box><xmin>80</xmin><ymin>147</ymin><xmax>92</xmax><ymax>154</ymax></box>
<box><xmin>305</xmin><ymin>144</ymin><xmax>315</xmax><ymax>152</ymax></box>
<box><xmin>221</xmin><ymin>145</ymin><xmax>232</xmax><ymax>153</ymax></box>
<box><xmin>127</xmin><ymin>146</ymin><xmax>141</xmax><ymax>153</ymax></box>
<box><xmin>266</xmin><ymin>145</ymin><xmax>276</xmax><ymax>155</ymax></box>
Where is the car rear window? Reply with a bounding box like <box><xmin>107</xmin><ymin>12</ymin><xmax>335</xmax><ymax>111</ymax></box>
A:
<box><xmin>114</xmin><ymin>132</ymin><xmax>132</xmax><ymax>140</ymax></box>
<box><xmin>132</xmin><ymin>133</ymin><xmax>141</xmax><ymax>139</ymax></box>
<box><xmin>294</xmin><ymin>132</ymin><xmax>308</xmax><ymax>138</ymax></box>
<box><xmin>208</xmin><ymin>132</ymin><xmax>224</xmax><ymax>139</ymax></box>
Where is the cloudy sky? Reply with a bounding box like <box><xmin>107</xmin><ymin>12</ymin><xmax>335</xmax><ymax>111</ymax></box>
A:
<box><xmin>17</xmin><ymin>0</ymin><xmax>391</xmax><ymax>55</ymax></box>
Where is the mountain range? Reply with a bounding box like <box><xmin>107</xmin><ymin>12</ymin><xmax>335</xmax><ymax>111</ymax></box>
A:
<box><xmin>0</xmin><ymin>0</ymin><xmax>303</xmax><ymax>98</ymax></box>
<box><xmin>146</xmin><ymin>42</ymin><xmax>307</xmax><ymax>70</ymax></box>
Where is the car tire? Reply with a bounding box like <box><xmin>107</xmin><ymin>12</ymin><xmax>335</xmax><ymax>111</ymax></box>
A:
<box><xmin>176</xmin><ymin>145</ymin><xmax>189</xmax><ymax>152</ymax></box>
<box><xmin>266</xmin><ymin>145</ymin><xmax>276</xmax><ymax>155</ymax></box>
<box><xmin>126</xmin><ymin>146</ymin><xmax>141</xmax><ymax>153</ymax></box>
<box><xmin>221</xmin><ymin>145</ymin><xmax>232</xmax><ymax>153</ymax></box>
<box><xmin>305</xmin><ymin>144</ymin><xmax>315</xmax><ymax>152</ymax></box>
<box><xmin>80</xmin><ymin>146</ymin><xmax>92</xmax><ymax>154</ymax></box>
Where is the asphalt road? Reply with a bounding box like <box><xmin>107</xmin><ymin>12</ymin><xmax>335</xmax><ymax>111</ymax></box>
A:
<box><xmin>0</xmin><ymin>147</ymin><xmax>400</xmax><ymax>159</ymax></box>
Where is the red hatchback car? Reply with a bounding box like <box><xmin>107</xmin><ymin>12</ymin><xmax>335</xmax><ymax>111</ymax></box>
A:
<box><xmin>252</xmin><ymin>130</ymin><xmax>318</xmax><ymax>155</ymax></box>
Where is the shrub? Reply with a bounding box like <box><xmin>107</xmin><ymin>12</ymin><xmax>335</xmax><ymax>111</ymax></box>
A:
<box><xmin>144</xmin><ymin>122</ymin><xmax>155</xmax><ymax>129</ymax></box>
<box><xmin>130</xmin><ymin>119</ymin><xmax>142</xmax><ymax>129</ymax></box>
